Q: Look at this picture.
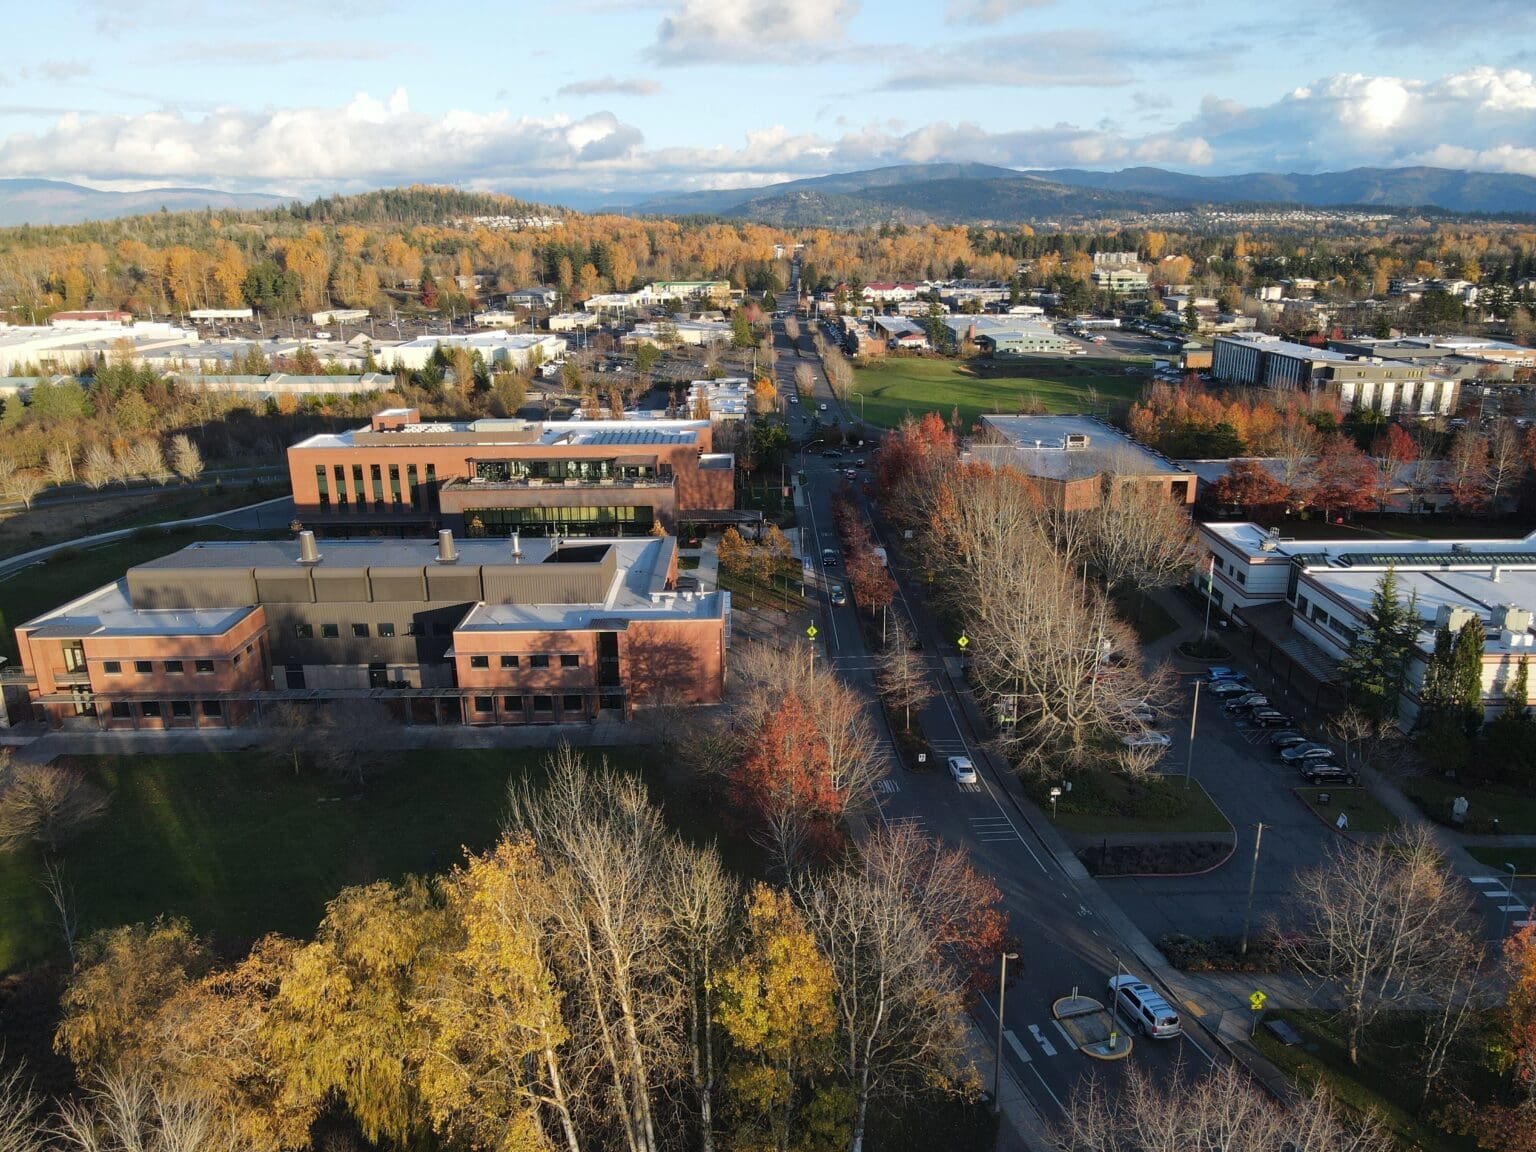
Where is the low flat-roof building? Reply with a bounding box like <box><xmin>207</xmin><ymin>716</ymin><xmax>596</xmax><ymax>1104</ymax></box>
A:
<box><xmin>969</xmin><ymin>415</ymin><xmax>1196</xmax><ymax>511</ymax></box>
<box><xmin>1197</xmin><ymin>521</ymin><xmax>1536</xmax><ymax>725</ymax></box>
<box><xmin>1213</xmin><ymin>333</ymin><xmax>1459</xmax><ymax>415</ymax></box>
<box><xmin>945</xmin><ymin>317</ymin><xmax>1078</xmax><ymax>356</ymax></box>
<box><xmin>378</xmin><ymin>332</ymin><xmax>566</xmax><ymax>372</ymax></box>
<box><xmin>287</xmin><ymin>408</ymin><xmax>735</xmax><ymax>538</ymax></box>
<box><xmin>15</xmin><ymin>532</ymin><xmax>727</xmax><ymax>730</ymax></box>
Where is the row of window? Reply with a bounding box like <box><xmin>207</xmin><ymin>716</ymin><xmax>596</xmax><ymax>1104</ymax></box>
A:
<box><xmin>316</xmin><ymin>462</ymin><xmax>438</xmax><ymax>513</ymax></box>
<box><xmin>103</xmin><ymin>659</ymin><xmax>217</xmax><ymax>675</ymax></box>
<box><xmin>472</xmin><ymin>693</ymin><xmax>591</xmax><ymax>715</ymax></box>
<box><xmin>466</xmin><ymin>653</ymin><xmax>579</xmax><ymax>669</ymax></box>
<box><xmin>295</xmin><ymin>622</ymin><xmax>409</xmax><ymax>640</ymax></box>
<box><xmin>108</xmin><ymin>700</ymin><xmax>223</xmax><ymax>720</ymax></box>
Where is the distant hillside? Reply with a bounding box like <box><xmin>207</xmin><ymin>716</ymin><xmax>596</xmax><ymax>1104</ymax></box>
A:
<box><xmin>620</xmin><ymin>162</ymin><xmax>1536</xmax><ymax>225</ymax></box>
<box><xmin>1040</xmin><ymin>166</ymin><xmax>1536</xmax><ymax>215</ymax></box>
<box><xmin>0</xmin><ymin>179</ymin><xmax>288</xmax><ymax>227</ymax></box>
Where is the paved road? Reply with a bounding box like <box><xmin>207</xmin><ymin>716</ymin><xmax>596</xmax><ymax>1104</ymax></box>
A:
<box><xmin>771</xmin><ymin>308</ymin><xmax>1218</xmax><ymax>1121</ymax></box>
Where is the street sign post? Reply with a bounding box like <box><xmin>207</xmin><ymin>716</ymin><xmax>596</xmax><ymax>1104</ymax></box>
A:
<box><xmin>1249</xmin><ymin>989</ymin><xmax>1267</xmax><ymax>1036</ymax></box>
<box><xmin>807</xmin><ymin>624</ymin><xmax>818</xmax><ymax>673</ymax></box>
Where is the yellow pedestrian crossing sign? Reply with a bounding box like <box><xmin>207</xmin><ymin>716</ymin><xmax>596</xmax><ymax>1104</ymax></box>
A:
<box><xmin>1249</xmin><ymin>991</ymin><xmax>1267</xmax><ymax>1012</ymax></box>
<box><xmin>806</xmin><ymin>625</ymin><xmax>818</xmax><ymax>639</ymax></box>
<box><xmin>957</xmin><ymin>634</ymin><xmax>970</xmax><ymax>650</ymax></box>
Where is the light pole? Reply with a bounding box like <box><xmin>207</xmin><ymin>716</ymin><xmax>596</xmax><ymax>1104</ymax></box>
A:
<box><xmin>993</xmin><ymin>951</ymin><xmax>1018</xmax><ymax>1116</ymax></box>
<box><xmin>1183</xmin><ymin>680</ymin><xmax>1202</xmax><ymax>790</ymax></box>
<box><xmin>1049</xmin><ymin>787</ymin><xmax>1061</xmax><ymax>818</ymax></box>
<box><xmin>1239</xmin><ymin>822</ymin><xmax>1266</xmax><ymax>955</ymax></box>
<box><xmin>1504</xmin><ymin>862</ymin><xmax>1520</xmax><ymax>939</ymax></box>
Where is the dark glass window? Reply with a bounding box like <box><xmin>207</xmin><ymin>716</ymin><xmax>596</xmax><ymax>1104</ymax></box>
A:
<box><xmin>559</xmin><ymin>654</ymin><xmax>580</xmax><ymax>668</ymax></box>
<box><xmin>370</xmin><ymin>464</ymin><xmax>384</xmax><ymax>507</ymax></box>
<box><xmin>408</xmin><ymin>464</ymin><xmax>420</xmax><ymax>508</ymax></box>
<box><xmin>532</xmin><ymin>695</ymin><xmax>554</xmax><ymax>712</ymax></box>
<box><xmin>141</xmin><ymin>702</ymin><xmax>162</xmax><ymax>718</ymax></box>
<box><xmin>201</xmin><ymin>700</ymin><xmax>223</xmax><ymax>717</ymax></box>
<box><xmin>562</xmin><ymin>694</ymin><xmax>584</xmax><ymax>713</ymax></box>
<box><xmin>171</xmin><ymin>700</ymin><xmax>192</xmax><ymax>718</ymax></box>
<box><xmin>164</xmin><ymin>660</ymin><xmax>184</xmax><ymax>674</ymax></box>
<box><xmin>102</xmin><ymin>660</ymin><xmax>122</xmax><ymax>675</ymax></box>
<box><xmin>530</xmin><ymin>654</ymin><xmax>550</xmax><ymax>669</ymax></box>
<box><xmin>135</xmin><ymin>660</ymin><xmax>153</xmax><ymax>674</ymax></box>
<box><xmin>500</xmin><ymin>654</ymin><xmax>519</xmax><ymax>668</ymax></box>
<box><xmin>473</xmin><ymin>696</ymin><xmax>494</xmax><ymax>713</ymax></box>
<box><xmin>316</xmin><ymin>465</ymin><xmax>330</xmax><ymax>509</ymax></box>
<box><xmin>334</xmin><ymin>464</ymin><xmax>348</xmax><ymax>507</ymax></box>
<box><xmin>110</xmin><ymin>702</ymin><xmax>132</xmax><ymax>718</ymax></box>
<box><xmin>321</xmin><ymin>624</ymin><xmax>340</xmax><ymax>639</ymax></box>
<box><xmin>389</xmin><ymin>464</ymin><xmax>402</xmax><ymax>505</ymax></box>
<box><xmin>379</xmin><ymin>622</ymin><xmax>396</xmax><ymax>638</ymax></box>
<box><xmin>195</xmin><ymin>660</ymin><xmax>215</xmax><ymax>674</ymax></box>
<box><xmin>502</xmin><ymin>695</ymin><xmax>522</xmax><ymax>712</ymax></box>
<box><xmin>470</xmin><ymin>655</ymin><xmax>490</xmax><ymax>669</ymax></box>
<box><xmin>352</xmin><ymin>623</ymin><xmax>370</xmax><ymax>638</ymax></box>
<box><xmin>406</xmin><ymin>621</ymin><xmax>423</xmax><ymax>636</ymax></box>
<box><xmin>352</xmin><ymin>465</ymin><xmax>365</xmax><ymax>507</ymax></box>
<box><xmin>295</xmin><ymin>623</ymin><xmax>313</xmax><ymax>638</ymax></box>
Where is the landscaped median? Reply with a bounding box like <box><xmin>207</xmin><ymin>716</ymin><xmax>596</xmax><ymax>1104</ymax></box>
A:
<box><xmin>1294</xmin><ymin>786</ymin><xmax>1401</xmax><ymax>834</ymax></box>
<box><xmin>1036</xmin><ymin>769</ymin><xmax>1235</xmax><ymax>876</ymax></box>
<box><xmin>1404</xmin><ymin>775</ymin><xmax>1536</xmax><ymax>835</ymax></box>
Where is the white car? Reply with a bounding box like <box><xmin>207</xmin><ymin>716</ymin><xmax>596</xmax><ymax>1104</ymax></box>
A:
<box><xmin>819</xmin><ymin>403</ymin><xmax>828</xmax><ymax>411</ymax></box>
<box><xmin>1107</xmin><ymin>975</ymin><xmax>1182</xmax><ymax>1038</ymax></box>
<box><xmin>1121</xmin><ymin>730</ymin><xmax>1172</xmax><ymax>748</ymax></box>
<box><xmin>948</xmin><ymin>756</ymin><xmax>979</xmax><ymax>785</ymax></box>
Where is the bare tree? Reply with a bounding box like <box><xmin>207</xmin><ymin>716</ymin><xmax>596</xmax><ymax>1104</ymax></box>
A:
<box><xmin>1483</xmin><ymin>417</ymin><xmax>1526</xmax><ymax>512</ymax></box>
<box><xmin>53</xmin><ymin>1068</ymin><xmax>238</xmax><ymax>1152</ymax></box>
<box><xmin>0</xmin><ymin>761</ymin><xmax>110</xmax><ymax>854</ymax></box>
<box><xmin>41</xmin><ymin>857</ymin><xmax>82</xmax><ymax>964</ymax></box>
<box><xmin>876</xmin><ymin>617</ymin><xmax>931</xmax><ymax>731</ymax></box>
<box><xmin>1085</xmin><ymin>478</ymin><xmax>1197</xmax><ymax>603</ymax></box>
<box><xmin>44</xmin><ymin>445</ymin><xmax>76</xmax><ymax>487</ymax></box>
<box><xmin>1272</xmin><ymin>413</ymin><xmax>1322</xmax><ymax>494</ymax></box>
<box><xmin>1280</xmin><ymin>824</ymin><xmax>1482</xmax><ymax>1065</ymax></box>
<box><xmin>81</xmin><ymin>444</ymin><xmax>114</xmax><ymax>490</ymax></box>
<box><xmin>3</xmin><ymin>471</ymin><xmax>45</xmax><ymax>511</ymax></box>
<box><xmin>783</xmin><ymin>315</ymin><xmax>800</xmax><ymax>349</ymax></box>
<box><xmin>313</xmin><ymin>699</ymin><xmax>398</xmax><ymax>788</ymax></box>
<box><xmin>169</xmin><ymin>435</ymin><xmax>204</xmax><ymax>484</ymax></box>
<box><xmin>792</xmin><ymin>363</ymin><xmax>814</xmax><ymax>402</ymax></box>
<box><xmin>0</xmin><ymin>1058</ymin><xmax>46</xmax><ymax>1152</ymax></box>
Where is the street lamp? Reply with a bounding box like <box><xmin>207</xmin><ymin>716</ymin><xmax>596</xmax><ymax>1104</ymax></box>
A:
<box><xmin>1200</xmin><ymin>553</ymin><xmax>1216</xmax><ymax>645</ymax></box>
<box><xmin>1049</xmin><ymin>787</ymin><xmax>1061</xmax><ymax>818</ymax></box>
<box><xmin>1504</xmin><ymin>862</ymin><xmax>1520</xmax><ymax>938</ymax></box>
<box><xmin>993</xmin><ymin>951</ymin><xmax>1019</xmax><ymax>1116</ymax></box>
<box><xmin>1183</xmin><ymin>680</ymin><xmax>1202</xmax><ymax>791</ymax></box>
<box><xmin>1239</xmin><ymin>822</ymin><xmax>1266</xmax><ymax>956</ymax></box>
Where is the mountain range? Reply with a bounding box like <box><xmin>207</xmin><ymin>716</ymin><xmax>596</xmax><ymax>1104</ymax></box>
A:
<box><xmin>0</xmin><ymin>179</ymin><xmax>287</xmax><ymax>227</ymax></box>
<box><xmin>614</xmin><ymin>163</ymin><xmax>1536</xmax><ymax>224</ymax></box>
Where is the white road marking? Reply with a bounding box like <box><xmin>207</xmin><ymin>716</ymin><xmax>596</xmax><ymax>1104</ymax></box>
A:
<box><xmin>1485</xmin><ymin>889</ymin><xmax>1517</xmax><ymax>899</ymax></box>
<box><xmin>1028</xmin><ymin>1024</ymin><xmax>1058</xmax><ymax>1057</ymax></box>
<box><xmin>1500</xmin><ymin>904</ymin><xmax>1528</xmax><ymax>913</ymax></box>
<box><xmin>1470</xmin><ymin>876</ymin><xmax>1502</xmax><ymax>885</ymax></box>
<box><xmin>1004</xmin><ymin>1029</ymin><xmax>1032</xmax><ymax>1065</ymax></box>
<box><xmin>1051</xmin><ymin>1019</ymin><xmax>1079</xmax><ymax>1051</ymax></box>
<box><xmin>875</xmin><ymin>779</ymin><xmax>900</xmax><ymax>794</ymax></box>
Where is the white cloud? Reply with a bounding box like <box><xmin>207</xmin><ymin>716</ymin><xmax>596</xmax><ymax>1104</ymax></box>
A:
<box><xmin>648</xmin><ymin>0</ymin><xmax>857</xmax><ymax>64</ymax></box>
<box><xmin>169</xmin><ymin>40</ymin><xmax>396</xmax><ymax>64</ymax></box>
<box><xmin>944</xmin><ymin>0</ymin><xmax>1052</xmax><ymax>24</ymax></box>
<box><xmin>879</xmin><ymin>32</ymin><xmax>1135</xmax><ymax>90</ymax></box>
<box><xmin>557</xmin><ymin>76</ymin><xmax>664</xmax><ymax>97</ymax></box>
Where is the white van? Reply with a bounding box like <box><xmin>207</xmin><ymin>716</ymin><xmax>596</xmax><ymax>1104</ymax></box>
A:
<box><xmin>1108</xmin><ymin>975</ymin><xmax>1182</xmax><ymax>1038</ymax></box>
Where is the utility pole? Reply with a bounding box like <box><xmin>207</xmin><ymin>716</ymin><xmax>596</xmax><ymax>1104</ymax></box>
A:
<box><xmin>1201</xmin><ymin>553</ymin><xmax>1216</xmax><ymax>644</ymax></box>
<box><xmin>993</xmin><ymin>951</ymin><xmax>1018</xmax><ymax>1116</ymax></box>
<box><xmin>1239</xmin><ymin>822</ymin><xmax>1266</xmax><ymax>955</ymax></box>
<box><xmin>1183</xmin><ymin>680</ymin><xmax>1201</xmax><ymax>790</ymax></box>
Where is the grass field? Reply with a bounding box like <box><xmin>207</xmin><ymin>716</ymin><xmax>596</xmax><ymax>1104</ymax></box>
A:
<box><xmin>1468</xmin><ymin>846</ymin><xmax>1536</xmax><ymax>875</ymax></box>
<box><xmin>0</xmin><ymin>745</ymin><xmax>727</xmax><ymax>974</ymax></box>
<box><xmin>1048</xmin><ymin>771</ymin><xmax>1231</xmax><ymax>836</ymax></box>
<box><xmin>1403</xmin><ymin>776</ymin><xmax>1536</xmax><ymax>835</ymax></box>
<box><xmin>717</xmin><ymin>556</ymin><xmax>807</xmax><ymax>612</ymax></box>
<box><xmin>851</xmin><ymin>355</ymin><xmax>1146</xmax><ymax>430</ymax></box>
<box><xmin>0</xmin><ymin>525</ymin><xmax>285</xmax><ymax>665</ymax></box>
<box><xmin>1295</xmin><ymin>786</ymin><xmax>1400</xmax><ymax>833</ymax></box>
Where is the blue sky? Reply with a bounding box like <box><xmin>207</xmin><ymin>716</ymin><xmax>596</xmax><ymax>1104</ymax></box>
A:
<box><xmin>2</xmin><ymin>0</ymin><xmax>1534</xmax><ymax>207</ymax></box>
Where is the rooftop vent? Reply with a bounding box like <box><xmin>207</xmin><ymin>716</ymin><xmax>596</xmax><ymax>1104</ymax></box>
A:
<box><xmin>1259</xmin><ymin>526</ymin><xmax>1281</xmax><ymax>552</ymax></box>
<box><xmin>297</xmin><ymin>530</ymin><xmax>321</xmax><ymax>565</ymax></box>
<box><xmin>1495</xmin><ymin>604</ymin><xmax>1533</xmax><ymax>633</ymax></box>
<box><xmin>1436</xmin><ymin>604</ymin><xmax>1478</xmax><ymax>634</ymax></box>
<box><xmin>1064</xmin><ymin>433</ymin><xmax>1091</xmax><ymax>450</ymax></box>
<box><xmin>436</xmin><ymin>529</ymin><xmax>458</xmax><ymax>564</ymax></box>
<box><xmin>511</xmin><ymin>530</ymin><xmax>522</xmax><ymax>563</ymax></box>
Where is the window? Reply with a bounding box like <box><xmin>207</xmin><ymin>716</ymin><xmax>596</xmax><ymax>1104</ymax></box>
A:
<box><xmin>562</xmin><ymin>694</ymin><xmax>584</xmax><ymax>714</ymax></box>
<box><xmin>500</xmin><ymin>654</ymin><xmax>520</xmax><ymax>668</ymax></box>
<box><xmin>502</xmin><ymin>695</ymin><xmax>523</xmax><ymax>713</ymax></box>
<box><xmin>1235</xmin><ymin>572</ymin><xmax>1247</xmax><ymax>586</ymax></box>
<box><xmin>473</xmin><ymin>695</ymin><xmax>494</xmax><ymax>713</ymax></box>
<box><xmin>559</xmin><ymin>654</ymin><xmax>580</xmax><ymax>668</ymax></box>
<box><xmin>352</xmin><ymin>464</ymin><xmax>365</xmax><ymax>508</ymax></box>
<box><xmin>294</xmin><ymin>623</ymin><xmax>314</xmax><ymax>639</ymax></box>
<box><xmin>352</xmin><ymin>623</ymin><xmax>370</xmax><ymax>638</ymax></box>
<box><xmin>171</xmin><ymin>700</ymin><xmax>192</xmax><ymax>718</ymax></box>
<box><xmin>532</xmin><ymin>695</ymin><xmax>554</xmax><ymax>712</ymax></box>
<box><xmin>316</xmin><ymin>465</ymin><xmax>330</xmax><ymax>510</ymax></box>
<box><xmin>370</xmin><ymin>463</ymin><xmax>384</xmax><ymax>507</ymax></box>
<box><xmin>195</xmin><ymin>660</ymin><xmax>215</xmax><ymax>674</ymax></box>
<box><xmin>378</xmin><ymin>622</ymin><xmax>396</xmax><ymax>638</ymax></box>
<box><xmin>110</xmin><ymin>702</ymin><xmax>132</xmax><ymax>719</ymax></box>
<box><xmin>102</xmin><ymin>660</ymin><xmax>122</xmax><ymax>675</ymax></box>
<box><xmin>334</xmin><ymin>464</ymin><xmax>348</xmax><ymax>507</ymax></box>
<box><xmin>470</xmin><ymin>655</ymin><xmax>490</xmax><ymax>669</ymax></box>
<box><xmin>141</xmin><ymin>702</ymin><xmax>162</xmax><ymax>718</ymax></box>
<box><xmin>164</xmin><ymin>660</ymin><xmax>184</xmax><ymax>674</ymax></box>
<box><xmin>201</xmin><ymin>700</ymin><xmax>223</xmax><ymax>717</ymax></box>
<box><xmin>135</xmin><ymin>660</ymin><xmax>153</xmax><ymax>674</ymax></box>
<box><xmin>389</xmin><ymin>464</ymin><xmax>402</xmax><ymax>506</ymax></box>
<box><xmin>321</xmin><ymin>624</ymin><xmax>340</xmax><ymax>639</ymax></box>
<box><xmin>233</xmin><ymin>653</ymin><xmax>242</xmax><ymax>666</ymax></box>
<box><xmin>530</xmin><ymin>654</ymin><xmax>551</xmax><ymax>669</ymax></box>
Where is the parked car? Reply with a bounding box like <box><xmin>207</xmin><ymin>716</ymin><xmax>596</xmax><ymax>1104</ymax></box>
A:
<box><xmin>948</xmin><ymin>756</ymin><xmax>979</xmax><ymax>785</ymax></box>
<box><xmin>1122</xmin><ymin>730</ymin><xmax>1172</xmax><ymax>748</ymax></box>
<box><xmin>1280</xmin><ymin>743</ymin><xmax>1337</xmax><ymax>762</ymax></box>
<box><xmin>829</xmin><ymin>584</ymin><xmax>847</xmax><ymax>606</ymax></box>
<box><xmin>1207</xmin><ymin>679</ymin><xmax>1255</xmax><ymax>697</ymax></box>
<box><xmin>1107</xmin><ymin>975</ymin><xmax>1182</xmax><ymax>1039</ymax></box>
<box><xmin>1249</xmin><ymin>709</ymin><xmax>1293</xmax><ymax>728</ymax></box>
<box><xmin>1268</xmin><ymin>730</ymin><xmax>1310</xmax><ymax>748</ymax></box>
<box><xmin>1204</xmin><ymin>666</ymin><xmax>1238</xmax><ymax>682</ymax></box>
<box><xmin>1301</xmin><ymin>763</ymin><xmax>1357</xmax><ymax>785</ymax></box>
<box><xmin>1224</xmin><ymin>693</ymin><xmax>1269</xmax><ymax>712</ymax></box>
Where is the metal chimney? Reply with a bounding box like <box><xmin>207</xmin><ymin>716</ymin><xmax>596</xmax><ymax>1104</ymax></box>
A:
<box><xmin>437</xmin><ymin>529</ymin><xmax>458</xmax><ymax>563</ymax></box>
<box><xmin>511</xmin><ymin>529</ymin><xmax>522</xmax><ymax>562</ymax></box>
<box><xmin>297</xmin><ymin>530</ymin><xmax>321</xmax><ymax>564</ymax></box>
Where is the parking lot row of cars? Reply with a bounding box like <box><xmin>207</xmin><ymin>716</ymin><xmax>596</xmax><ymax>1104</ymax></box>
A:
<box><xmin>1203</xmin><ymin>667</ymin><xmax>1357</xmax><ymax>786</ymax></box>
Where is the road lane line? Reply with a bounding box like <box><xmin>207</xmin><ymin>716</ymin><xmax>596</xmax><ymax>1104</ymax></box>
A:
<box><xmin>1050</xmin><ymin>1019</ymin><xmax>1079</xmax><ymax>1051</ymax></box>
<box><xmin>1004</xmin><ymin>1029</ymin><xmax>1032</xmax><ymax>1065</ymax></box>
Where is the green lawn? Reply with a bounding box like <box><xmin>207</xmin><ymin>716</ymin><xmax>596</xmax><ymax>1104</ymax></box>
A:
<box><xmin>1403</xmin><ymin>776</ymin><xmax>1536</xmax><ymax>835</ymax></box>
<box><xmin>851</xmin><ymin>356</ymin><xmax>1146</xmax><ymax>430</ymax></box>
<box><xmin>1467</xmin><ymin>846</ymin><xmax>1536</xmax><ymax>875</ymax></box>
<box><xmin>0</xmin><ymin>745</ymin><xmax>718</xmax><ymax>974</ymax></box>
<box><xmin>717</xmin><ymin>556</ymin><xmax>807</xmax><ymax>611</ymax></box>
<box><xmin>1252</xmin><ymin>1011</ymin><xmax>1482</xmax><ymax>1152</ymax></box>
<box><xmin>0</xmin><ymin>526</ymin><xmax>283</xmax><ymax>665</ymax></box>
<box><xmin>1047</xmin><ymin>771</ymin><xmax>1231</xmax><ymax>836</ymax></box>
<box><xmin>1295</xmin><ymin>787</ymin><xmax>1400</xmax><ymax>833</ymax></box>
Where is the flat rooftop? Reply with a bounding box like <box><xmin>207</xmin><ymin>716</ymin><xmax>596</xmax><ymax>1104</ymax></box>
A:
<box><xmin>22</xmin><ymin>581</ymin><xmax>257</xmax><ymax>640</ymax></box>
<box><xmin>1217</xmin><ymin>333</ymin><xmax>1351</xmax><ymax>362</ymax></box>
<box><xmin>1203</xmin><ymin>521</ymin><xmax>1536</xmax><ymax>563</ymax></box>
<box><xmin>1305</xmin><ymin>563</ymin><xmax>1536</xmax><ymax>654</ymax></box>
<box><xmin>978</xmin><ymin>415</ymin><xmax>1191</xmax><ymax>480</ymax></box>
<box><xmin>292</xmin><ymin>417</ymin><xmax>708</xmax><ymax>451</ymax></box>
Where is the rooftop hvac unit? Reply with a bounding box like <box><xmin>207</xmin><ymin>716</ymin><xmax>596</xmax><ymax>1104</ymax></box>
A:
<box><xmin>1435</xmin><ymin>604</ymin><xmax>1478</xmax><ymax>634</ymax></box>
<box><xmin>1064</xmin><ymin>433</ymin><xmax>1091</xmax><ymax>450</ymax></box>
<box><xmin>1259</xmin><ymin>526</ymin><xmax>1281</xmax><ymax>552</ymax></box>
<box><xmin>1494</xmin><ymin>604</ymin><xmax>1533</xmax><ymax>633</ymax></box>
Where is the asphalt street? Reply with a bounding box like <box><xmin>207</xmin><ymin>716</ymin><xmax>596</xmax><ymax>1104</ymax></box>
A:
<box><xmin>769</xmin><ymin>288</ymin><xmax>1216</xmax><ymax>1120</ymax></box>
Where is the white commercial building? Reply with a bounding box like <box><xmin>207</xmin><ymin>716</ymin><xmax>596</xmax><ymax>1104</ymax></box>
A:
<box><xmin>378</xmin><ymin>332</ymin><xmax>566</xmax><ymax>371</ymax></box>
<box><xmin>0</xmin><ymin>322</ymin><xmax>199</xmax><ymax>375</ymax></box>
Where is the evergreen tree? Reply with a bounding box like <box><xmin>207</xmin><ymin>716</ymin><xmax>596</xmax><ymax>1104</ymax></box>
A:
<box><xmin>1419</xmin><ymin>623</ymin><xmax>1457</xmax><ymax>723</ymax></box>
<box><xmin>1451</xmin><ymin>617</ymin><xmax>1487</xmax><ymax>735</ymax></box>
<box><xmin>1339</xmin><ymin>568</ymin><xmax>1419</xmax><ymax>724</ymax></box>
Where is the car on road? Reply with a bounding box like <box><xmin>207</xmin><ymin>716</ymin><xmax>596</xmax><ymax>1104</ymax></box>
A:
<box><xmin>948</xmin><ymin>756</ymin><xmax>979</xmax><ymax>785</ymax></box>
<box><xmin>1300</xmin><ymin>763</ymin><xmax>1357</xmax><ymax>785</ymax></box>
<box><xmin>829</xmin><ymin>584</ymin><xmax>847</xmax><ymax>606</ymax></box>
<box><xmin>820</xmin><ymin>449</ymin><xmax>843</xmax><ymax>458</ymax></box>
<box><xmin>1280</xmin><ymin>742</ymin><xmax>1337</xmax><ymax>762</ymax></box>
<box><xmin>819</xmin><ymin>403</ymin><xmax>828</xmax><ymax>411</ymax></box>
<box><xmin>1268</xmin><ymin>730</ymin><xmax>1310</xmax><ymax>747</ymax></box>
<box><xmin>1122</xmin><ymin>729</ymin><xmax>1172</xmax><ymax>748</ymax></box>
<box><xmin>1107</xmin><ymin>975</ymin><xmax>1182</xmax><ymax>1039</ymax></box>
<box><xmin>788</xmin><ymin>394</ymin><xmax>798</xmax><ymax>403</ymax></box>
<box><xmin>1207</xmin><ymin>679</ymin><xmax>1255</xmax><ymax>697</ymax></box>
<box><xmin>1249</xmin><ymin>709</ymin><xmax>1293</xmax><ymax>728</ymax></box>
<box><xmin>821</xmin><ymin>548</ymin><xmax>838</xmax><ymax>567</ymax></box>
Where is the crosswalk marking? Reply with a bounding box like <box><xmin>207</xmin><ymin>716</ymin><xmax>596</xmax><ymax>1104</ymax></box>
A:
<box><xmin>1470</xmin><ymin>876</ymin><xmax>1502</xmax><ymax>885</ymax></box>
<box><xmin>1500</xmin><ymin>904</ymin><xmax>1528</xmax><ymax>913</ymax></box>
<box><xmin>1484</xmin><ymin>889</ymin><xmax>1517</xmax><ymax>899</ymax></box>
<box><xmin>1027</xmin><ymin>1024</ymin><xmax>1058</xmax><ymax>1057</ymax></box>
<box><xmin>1004</xmin><ymin>1029</ymin><xmax>1032</xmax><ymax>1065</ymax></box>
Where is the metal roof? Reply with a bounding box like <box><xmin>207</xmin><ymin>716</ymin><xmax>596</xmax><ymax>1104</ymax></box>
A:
<box><xmin>1335</xmin><ymin>551</ymin><xmax>1536</xmax><ymax>568</ymax></box>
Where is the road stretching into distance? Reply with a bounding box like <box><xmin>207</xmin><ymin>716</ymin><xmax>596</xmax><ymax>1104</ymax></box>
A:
<box><xmin>767</xmin><ymin>278</ymin><xmax>1216</xmax><ymax>1119</ymax></box>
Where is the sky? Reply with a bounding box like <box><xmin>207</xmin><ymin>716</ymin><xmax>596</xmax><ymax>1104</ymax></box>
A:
<box><xmin>2</xmin><ymin>0</ymin><xmax>1535</xmax><ymax>208</ymax></box>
